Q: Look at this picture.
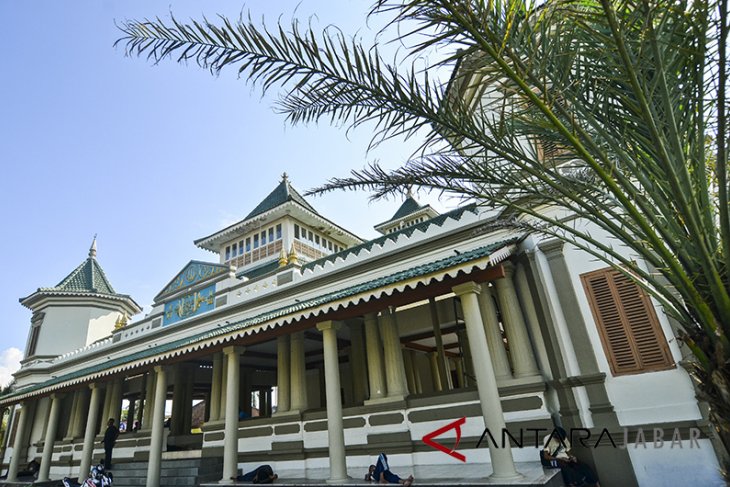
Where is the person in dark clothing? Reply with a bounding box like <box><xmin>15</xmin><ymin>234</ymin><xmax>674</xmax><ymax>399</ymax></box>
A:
<box><xmin>232</xmin><ymin>464</ymin><xmax>278</xmax><ymax>483</ymax></box>
<box><xmin>101</xmin><ymin>418</ymin><xmax>119</xmax><ymax>470</ymax></box>
<box><xmin>541</xmin><ymin>427</ymin><xmax>600</xmax><ymax>487</ymax></box>
<box><xmin>365</xmin><ymin>453</ymin><xmax>414</xmax><ymax>485</ymax></box>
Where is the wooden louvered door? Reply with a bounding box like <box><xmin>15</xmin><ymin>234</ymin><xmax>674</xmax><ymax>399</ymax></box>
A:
<box><xmin>581</xmin><ymin>267</ymin><xmax>674</xmax><ymax>376</ymax></box>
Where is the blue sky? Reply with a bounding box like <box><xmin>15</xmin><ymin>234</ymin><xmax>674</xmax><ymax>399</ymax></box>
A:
<box><xmin>0</xmin><ymin>0</ymin><xmax>454</xmax><ymax>382</ymax></box>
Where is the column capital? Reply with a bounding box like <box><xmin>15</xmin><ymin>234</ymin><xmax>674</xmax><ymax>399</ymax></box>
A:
<box><xmin>317</xmin><ymin>320</ymin><xmax>342</xmax><ymax>332</ymax></box>
<box><xmin>223</xmin><ymin>345</ymin><xmax>245</xmax><ymax>356</ymax></box>
<box><xmin>153</xmin><ymin>364</ymin><xmax>166</xmax><ymax>374</ymax></box>
<box><xmin>501</xmin><ymin>260</ymin><xmax>515</xmax><ymax>276</ymax></box>
<box><xmin>364</xmin><ymin>312</ymin><xmax>378</xmax><ymax>323</ymax></box>
<box><xmin>537</xmin><ymin>238</ymin><xmax>565</xmax><ymax>257</ymax></box>
<box><xmin>452</xmin><ymin>281</ymin><xmax>481</xmax><ymax>297</ymax></box>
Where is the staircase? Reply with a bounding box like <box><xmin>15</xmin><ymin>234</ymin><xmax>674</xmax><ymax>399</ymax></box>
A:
<box><xmin>111</xmin><ymin>455</ymin><xmax>222</xmax><ymax>487</ymax></box>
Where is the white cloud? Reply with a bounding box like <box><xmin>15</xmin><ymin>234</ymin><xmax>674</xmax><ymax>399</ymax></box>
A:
<box><xmin>0</xmin><ymin>348</ymin><xmax>23</xmax><ymax>388</ymax></box>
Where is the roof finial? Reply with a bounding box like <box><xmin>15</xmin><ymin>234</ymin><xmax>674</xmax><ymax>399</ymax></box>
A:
<box><xmin>89</xmin><ymin>234</ymin><xmax>98</xmax><ymax>259</ymax></box>
<box><xmin>406</xmin><ymin>186</ymin><xmax>413</xmax><ymax>199</ymax></box>
<box><xmin>281</xmin><ymin>172</ymin><xmax>289</xmax><ymax>183</ymax></box>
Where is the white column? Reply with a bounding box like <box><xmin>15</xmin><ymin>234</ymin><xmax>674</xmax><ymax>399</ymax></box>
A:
<box><xmin>210</xmin><ymin>353</ymin><xmax>223</xmax><ymax>421</ymax></box>
<box><xmin>146</xmin><ymin>366</ymin><xmax>167</xmax><ymax>487</ymax></box>
<box><xmin>219</xmin><ymin>356</ymin><xmax>228</xmax><ymax>420</ymax></box>
<box><xmin>513</xmin><ymin>264</ymin><xmax>551</xmax><ymax>377</ymax></box>
<box><xmin>72</xmin><ymin>388</ymin><xmax>90</xmax><ymax>438</ymax></box>
<box><xmin>141</xmin><ymin>371</ymin><xmax>156</xmax><ymax>432</ymax></box>
<box><xmin>317</xmin><ymin>321</ymin><xmax>348</xmax><ymax>482</ymax></box>
<box><xmin>109</xmin><ymin>379</ymin><xmax>123</xmax><ymax>425</ymax></box>
<box><xmin>379</xmin><ymin>308</ymin><xmax>408</xmax><ymax>400</ymax></box>
<box><xmin>80</xmin><ymin>384</ymin><xmax>102</xmax><ymax>479</ymax></box>
<box><xmin>429</xmin><ymin>298</ymin><xmax>453</xmax><ymax>390</ymax></box>
<box><xmin>453</xmin><ymin>282</ymin><xmax>521</xmax><ymax>480</ymax></box>
<box><xmin>348</xmin><ymin>321</ymin><xmax>368</xmax><ymax>404</ymax></box>
<box><xmin>402</xmin><ymin>345</ymin><xmax>417</xmax><ymax>394</ymax></box>
<box><xmin>171</xmin><ymin>364</ymin><xmax>185</xmax><ymax>435</ymax></box>
<box><xmin>7</xmin><ymin>402</ymin><xmax>30</xmax><ymax>482</ymax></box>
<box><xmin>275</xmin><ymin>336</ymin><xmax>291</xmax><ymax>414</ymax></box>
<box><xmin>478</xmin><ymin>283</ymin><xmax>513</xmax><ymax>380</ymax></box>
<box><xmin>429</xmin><ymin>352</ymin><xmax>443</xmax><ymax>391</ymax></box>
<box><xmin>222</xmin><ymin>346</ymin><xmax>243</xmax><ymax>482</ymax></box>
<box><xmin>364</xmin><ymin>313</ymin><xmax>386</xmax><ymax>401</ymax></box>
<box><xmin>410</xmin><ymin>350</ymin><xmax>423</xmax><ymax>394</ymax></box>
<box><xmin>37</xmin><ymin>393</ymin><xmax>63</xmax><ymax>481</ymax></box>
<box><xmin>495</xmin><ymin>263</ymin><xmax>539</xmax><ymax>377</ymax></box>
<box><xmin>100</xmin><ymin>384</ymin><xmax>112</xmax><ymax>431</ymax></box>
<box><xmin>65</xmin><ymin>391</ymin><xmax>80</xmax><ymax>440</ymax></box>
<box><xmin>289</xmin><ymin>332</ymin><xmax>308</xmax><ymax>412</ymax></box>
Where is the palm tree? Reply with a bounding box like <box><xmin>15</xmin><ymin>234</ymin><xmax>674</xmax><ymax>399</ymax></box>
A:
<box><xmin>118</xmin><ymin>0</ymin><xmax>729</xmax><ymax>467</ymax></box>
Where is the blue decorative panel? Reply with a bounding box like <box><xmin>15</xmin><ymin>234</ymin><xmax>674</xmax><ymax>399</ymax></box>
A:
<box><xmin>163</xmin><ymin>283</ymin><xmax>216</xmax><ymax>326</ymax></box>
<box><xmin>156</xmin><ymin>261</ymin><xmax>229</xmax><ymax>302</ymax></box>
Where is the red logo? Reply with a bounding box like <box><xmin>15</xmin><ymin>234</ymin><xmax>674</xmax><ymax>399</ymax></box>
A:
<box><xmin>422</xmin><ymin>417</ymin><xmax>467</xmax><ymax>462</ymax></box>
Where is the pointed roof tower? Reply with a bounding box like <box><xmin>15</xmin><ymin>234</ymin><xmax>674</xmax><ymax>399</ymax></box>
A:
<box><xmin>195</xmin><ymin>174</ymin><xmax>361</xmax><ymax>252</ymax></box>
<box><xmin>374</xmin><ymin>190</ymin><xmax>440</xmax><ymax>235</ymax></box>
<box><xmin>244</xmin><ymin>173</ymin><xmax>318</xmax><ymax>220</ymax></box>
<box><xmin>20</xmin><ymin>238</ymin><xmax>141</xmax><ymax>315</ymax></box>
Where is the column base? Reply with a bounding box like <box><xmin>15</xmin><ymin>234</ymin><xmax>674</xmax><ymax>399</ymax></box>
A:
<box><xmin>512</xmin><ymin>372</ymin><xmax>543</xmax><ymax>381</ymax></box>
<box><xmin>273</xmin><ymin>409</ymin><xmax>304</xmax><ymax>418</ymax></box>
<box><xmin>489</xmin><ymin>471</ymin><xmax>524</xmax><ymax>481</ymax></box>
<box><xmin>364</xmin><ymin>395</ymin><xmax>406</xmax><ymax>406</ymax></box>
<box><xmin>326</xmin><ymin>477</ymin><xmax>350</xmax><ymax>484</ymax></box>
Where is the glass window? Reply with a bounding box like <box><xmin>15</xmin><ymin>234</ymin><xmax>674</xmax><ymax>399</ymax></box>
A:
<box><xmin>232</xmin><ymin>243</ymin><xmax>237</xmax><ymax>256</ymax></box>
<box><xmin>328</xmin><ymin>241</ymin><xmax>333</xmax><ymax>251</ymax></box>
<box><xmin>238</xmin><ymin>240</ymin><xmax>244</xmax><ymax>255</ymax></box>
<box><xmin>225</xmin><ymin>246</ymin><xmax>231</xmax><ymax>260</ymax></box>
<box><xmin>276</xmin><ymin>224</ymin><xmax>282</xmax><ymax>239</ymax></box>
<box><xmin>308</xmin><ymin>230</ymin><xmax>313</xmax><ymax>241</ymax></box>
<box><xmin>294</xmin><ymin>224</ymin><xmax>300</xmax><ymax>239</ymax></box>
<box><xmin>315</xmin><ymin>235</ymin><xmax>320</xmax><ymax>245</ymax></box>
<box><xmin>261</xmin><ymin>231</ymin><xmax>267</xmax><ymax>245</ymax></box>
<box><xmin>254</xmin><ymin>235</ymin><xmax>259</xmax><ymax>248</ymax></box>
<box><xmin>246</xmin><ymin>237</ymin><xmax>251</xmax><ymax>252</ymax></box>
<box><xmin>268</xmin><ymin>228</ymin><xmax>274</xmax><ymax>241</ymax></box>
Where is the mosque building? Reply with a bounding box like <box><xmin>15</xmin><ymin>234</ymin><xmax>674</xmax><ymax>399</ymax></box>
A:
<box><xmin>0</xmin><ymin>174</ymin><xmax>721</xmax><ymax>487</ymax></box>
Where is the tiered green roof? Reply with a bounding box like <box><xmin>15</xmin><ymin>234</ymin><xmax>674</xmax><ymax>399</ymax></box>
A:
<box><xmin>245</xmin><ymin>173</ymin><xmax>318</xmax><ymax>220</ymax></box>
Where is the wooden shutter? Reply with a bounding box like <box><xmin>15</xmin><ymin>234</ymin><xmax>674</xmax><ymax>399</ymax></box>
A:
<box><xmin>581</xmin><ymin>267</ymin><xmax>674</xmax><ymax>376</ymax></box>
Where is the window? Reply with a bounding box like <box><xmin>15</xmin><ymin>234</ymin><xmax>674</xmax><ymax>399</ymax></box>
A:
<box><xmin>328</xmin><ymin>241</ymin><xmax>333</xmax><ymax>251</ymax></box>
<box><xmin>27</xmin><ymin>326</ymin><xmax>40</xmax><ymax>356</ymax></box>
<box><xmin>261</xmin><ymin>231</ymin><xmax>267</xmax><ymax>245</ymax></box>
<box><xmin>276</xmin><ymin>224</ymin><xmax>282</xmax><ymax>239</ymax></box>
<box><xmin>225</xmin><ymin>246</ymin><xmax>231</xmax><ymax>260</ymax></box>
<box><xmin>231</xmin><ymin>243</ymin><xmax>237</xmax><ymax>256</ymax></box>
<box><xmin>254</xmin><ymin>235</ymin><xmax>259</xmax><ymax>248</ymax></box>
<box><xmin>308</xmin><ymin>230</ymin><xmax>313</xmax><ymax>241</ymax></box>
<box><xmin>238</xmin><ymin>240</ymin><xmax>244</xmax><ymax>255</ymax></box>
<box><xmin>245</xmin><ymin>237</ymin><xmax>251</xmax><ymax>252</ymax></box>
<box><xmin>268</xmin><ymin>228</ymin><xmax>274</xmax><ymax>242</ymax></box>
<box><xmin>581</xmin><ymin>267</ymin><xmax>674</xmax><ymax>376</ymax></box>
<box><xmin>294</xmin><ymin>224</ymin><xmax>300</xmax><ymax>239</ymax></box>
<box><xmin>315</xmin><ymin>235</ymin><xmax>320</xmax><ymax>245</ymax></box>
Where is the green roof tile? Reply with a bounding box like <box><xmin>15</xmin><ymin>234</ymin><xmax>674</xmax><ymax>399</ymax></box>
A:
<box><xmin>302</xmin><ymin>204</ymin><xmax>478</xmax><ymax>272</ymax></box>
<box><xmin>245</xmin><ymin>176</ymin><xmax>317</xmax><ymax>220</ymax></box>
<box><xmin>41</xmin><ymin>257</ymin><xmax>116</xmax><ymax>295</ymax></box>
<box><xmin>5</xmin><ymin>236</ymin><xmax>519</xmax><ymax>401</ymax></box>
<box><xmin>390</xmin><ymin>196</ymin><xmax>424</xmax><ymax>221</ymax></box>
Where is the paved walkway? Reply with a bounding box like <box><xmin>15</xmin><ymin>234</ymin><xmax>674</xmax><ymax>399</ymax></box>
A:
<box><xmin>201</xmin><ymin>463</ymin><xmax>564</xmax><ymax>487</ymax></box>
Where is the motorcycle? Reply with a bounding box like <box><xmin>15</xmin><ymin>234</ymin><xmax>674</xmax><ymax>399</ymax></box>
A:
<box><xmin>62</xmin><ymin>463</ymin><xmax>113</xmax><ymax>487</ymax></box>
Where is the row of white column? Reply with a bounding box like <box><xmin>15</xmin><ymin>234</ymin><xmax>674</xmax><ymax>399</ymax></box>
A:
<box><xmin>7</xmin><ymin>263</ymin><xmax>536</xmax><ymax>483</ymax></box>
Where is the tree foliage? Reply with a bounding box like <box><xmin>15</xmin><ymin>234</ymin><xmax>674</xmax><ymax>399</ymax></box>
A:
<box><xmin>118</xmin><ymin>0</ymin><xmax>729</xmax><ymax>461</ymax></box>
